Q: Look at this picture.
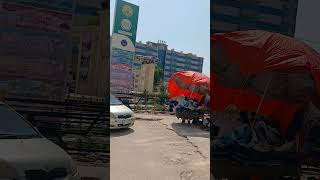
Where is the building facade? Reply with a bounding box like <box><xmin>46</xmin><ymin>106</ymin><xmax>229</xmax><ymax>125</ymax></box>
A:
<box><xmin>211</xmin><ymin>0</ymin><xmax>298</xmax><ymax>36</ymax></box>
<box><xmin>70</xmin><ymin>0</ymin><xmax>109</xmax><ymax>96</ymax></box>
<box><xmin>135</xmin><ymin>41</ymin><xmax>204</xmax><ymax>82</ymax></box>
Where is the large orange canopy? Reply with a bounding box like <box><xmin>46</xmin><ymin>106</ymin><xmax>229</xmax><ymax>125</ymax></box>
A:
<box><xmin>211</xmin><ymin>30</ymin><xmax>320</xmax><ymax>133</ymax></box>
<box><xmin>168</xmin><ymin>71</ymin><xmax>210</xmax><ymax>103</ymax></box>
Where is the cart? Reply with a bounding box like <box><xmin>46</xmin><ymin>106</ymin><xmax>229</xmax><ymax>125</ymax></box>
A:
<box><xmin>211</xmin><ymin>131</ymin><xmax>320</xmax><ymax>180</ymax></box>
<box><xmin>175</xmin><ymin>107</ymin><xmax>212</xmax><ymax>130</ymax></box>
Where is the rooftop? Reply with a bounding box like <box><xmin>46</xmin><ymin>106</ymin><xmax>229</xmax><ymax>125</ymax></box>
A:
<box><xmin>136</xmin><ymin>40</ymin><xmax>203</xmax><ymax>59</ymax></box>
<box><xmin>135</xmin><ymin>55</ymin><xmax>159</xmax><ymax>64</ymax></box>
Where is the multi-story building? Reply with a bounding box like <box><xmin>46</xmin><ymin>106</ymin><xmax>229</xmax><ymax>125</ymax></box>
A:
<box><xmin>135</xmin><ymin>41</ymin><xmax>204</xmax><ymax>81</ymax></box>
<box><xmin>211</xmin><ymin>0</ymin><xmax>299</xmax><ymax>36</ymax></box>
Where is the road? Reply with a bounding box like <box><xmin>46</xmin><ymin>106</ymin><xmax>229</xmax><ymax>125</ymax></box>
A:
<box><xmin>110</xmin><ymin>113</ymin><xmax>210</xmax><ymax>180</ymax></box>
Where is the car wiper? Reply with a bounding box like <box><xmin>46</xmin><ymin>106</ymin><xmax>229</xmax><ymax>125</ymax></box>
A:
<box><xmin>17</xmin><ymin>134</ymin><xmax>41</xmax><ymax>139</ymax></box>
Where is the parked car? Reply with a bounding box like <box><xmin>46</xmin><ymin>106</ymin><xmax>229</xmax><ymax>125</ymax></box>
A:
<box><xmin>110</xmin><ymin>94</ymin><xmax>135</xmax><ymax>129</ymax></box>
<box><xmin>0</xmin><ymin>102</ymin><xmax>79</xmax><ymax>180</ymax></box>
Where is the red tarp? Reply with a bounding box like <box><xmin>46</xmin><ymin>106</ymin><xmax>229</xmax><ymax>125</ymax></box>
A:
<box><xmin>168</xmin><ymin>71</ymin><xmax>210</xmax><ymax>103</ymax></box>
<box><xmin>211</xmin><ymin>30</ymin><xmax>320</xmax><ymax>132</ymax></box>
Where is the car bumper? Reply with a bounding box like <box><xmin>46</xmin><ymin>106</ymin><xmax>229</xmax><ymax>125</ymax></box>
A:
<box><xmin>110</xmin><ymin>118</ymin><xmax>135</xmax><ymax>129</ymax></box>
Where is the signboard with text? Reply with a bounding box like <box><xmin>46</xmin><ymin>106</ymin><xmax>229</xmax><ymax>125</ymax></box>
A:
<box><xmin>111</xmin><ymin>0</ymin><xmax>139</xmax><ymax>93</ymax></box>
<box><xmin>112</xmin><ymin>0</ymin><xmax>139</xmax><ymax>46</ymax></box>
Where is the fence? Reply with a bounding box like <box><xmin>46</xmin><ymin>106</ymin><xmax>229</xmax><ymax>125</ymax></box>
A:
<box><xmin>113</xmin><ymin>91</ymin><xmax>169</xmax><ymax>113</ymax></box>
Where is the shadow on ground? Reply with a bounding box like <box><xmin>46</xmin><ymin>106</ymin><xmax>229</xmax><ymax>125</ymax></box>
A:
<box><xmin>110</xmin><ymin>128</ymin><xmax>135</xmax><ymax>137</ymax></box>
<box><xmin>171</xmin><ymin>122</ymin><xmax>210</xmax><ymax>138</ymax></box>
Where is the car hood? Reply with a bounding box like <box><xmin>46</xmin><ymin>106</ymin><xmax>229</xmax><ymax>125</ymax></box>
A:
<box><xmin>110</xmin><ymin>105</ymin><xmax>133</xmax><ymax>116</ymax></box>
<box><xmin>0</xmin><ymin>138</ymin><xmax>74</xmax><ymax>177</ymax></box>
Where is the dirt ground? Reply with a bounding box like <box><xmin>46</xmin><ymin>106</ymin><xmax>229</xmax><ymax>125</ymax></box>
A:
<box><xmin>110</xmin><ymin>113</ymin><xmax>210</xmax><ymax>180</ymax></box>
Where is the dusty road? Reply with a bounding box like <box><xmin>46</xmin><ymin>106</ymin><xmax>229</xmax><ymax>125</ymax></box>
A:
<box><xmin>110</xmin><ymin>113</ymin><xmax>210</xmax><ymax>180</ymax></box>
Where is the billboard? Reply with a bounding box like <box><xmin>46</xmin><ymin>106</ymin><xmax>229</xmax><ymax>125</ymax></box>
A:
<box><xmin>112</xmin><ymin>0</ymin><xmax>139</xmax><ymax>46</ymax></box>
<box><xmin>111</xmin><ymin>0</ymin><xmax>139</xmax><ymax>93</ymax></box>
<box><xmin>0</xmin><ymin>1</ymin><xmax>73</xmax><ymax>100</ymax></box>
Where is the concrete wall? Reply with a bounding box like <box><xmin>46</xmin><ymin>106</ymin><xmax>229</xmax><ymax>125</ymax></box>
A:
<box><xmin>134</xmin><ymin>63</ymin><xmax>156</xmax><ymax>93</ymax></box>
<box><xmin>295</xmin><ymin>0</ymin><xmax>320</xmax><ymax>52</ymax></box>
<box><xmin>71</xmin><ymin>1</ymin><xmax>109</xmax><ymax>97</ymax></box>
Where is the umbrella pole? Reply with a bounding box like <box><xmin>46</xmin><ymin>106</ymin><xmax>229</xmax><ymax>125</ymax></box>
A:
<box><xmin>250</xmin><ymin>75</ymin><xmax>272</xmax><ymax>130</ymax></box>
<box><xmin>189</xmin><ymin>85</ymin><xmax>195</xmax><ymax>99</ymax></box>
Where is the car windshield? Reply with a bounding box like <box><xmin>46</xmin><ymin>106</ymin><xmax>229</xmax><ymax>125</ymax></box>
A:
<box><xmin>110</xmin><ymin>95</ymin><xmax>123</xmax><ymax>105</ymax></box>
<box><xmin>0</xmin><ymin>105</ymin><xmax>39</xmax><ymax>138</ymax></box>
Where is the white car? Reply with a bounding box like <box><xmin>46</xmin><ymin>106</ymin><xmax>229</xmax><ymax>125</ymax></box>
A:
<box><xmin>110</xmin><ymin>95</ymin><xmax>135</xmax><ymax>129</ymax></box>
<box><xmin>0</xmin><ymin>102</ymin><xmax>79</xmax><ymax>180</ymax></box>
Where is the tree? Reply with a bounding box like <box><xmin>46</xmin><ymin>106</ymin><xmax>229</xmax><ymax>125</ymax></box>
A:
<box><xmin>154</xmin><ymin>67</ymin><xmax>163</xmax><ymax>87</ymax></box>
<box><xmin>158</xmin><ymin>83</ymin><xmax>168</xmax><ymax>105</ymax></box>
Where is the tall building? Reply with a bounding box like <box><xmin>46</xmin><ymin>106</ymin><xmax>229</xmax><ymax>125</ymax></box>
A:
<box><xmin>211</xmin><ymin>0</ymin><xmax>298</xmax><ymax>36</ymax></box>
<box><xmin>135</xmin><ymin>41</ymin><xmax>204</xmax><ymax>81</ymax></box>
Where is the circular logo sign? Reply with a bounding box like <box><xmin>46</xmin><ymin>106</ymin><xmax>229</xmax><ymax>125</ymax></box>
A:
<box><xmin>122</xmin><ymin>5</ymin><xmax>133</xmax><ymax>17</ymax></box>
<box><xmin>121</xmin><ymin>39</ymin><xmax>128</xmax><ymax>46</ymax></box>
<box><xmin>121</xmin><ymin>19</ymin><xmax>132</xmax><ymax>31</ymax></box>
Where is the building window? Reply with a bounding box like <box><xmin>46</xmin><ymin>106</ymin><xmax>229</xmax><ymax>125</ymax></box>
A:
<box><xmin>176</xmin><ymin>63</ymin><xmax>185</xmax><ymax>67</ymax></box>
<box><xmin>136</xmin><ymin>48</ymin><xmax>146</xmax><ymax>54</ymax></box>
<box><xmin>213</xmin><ymin>4</ymin><xmax>240</xmax><ymax>16</ymax></box>
<box><xmin>258</xmin><ymin>1</ymin><xmax>283</xmax><ymax>9</ymax></box>
<box><xmin>259</xmin><ymin>13</ymin><xmax>282</xmax><ymax>25</ymax></box>
<box><xmin>176</xmin><ymin>68</ymin><xmax>184</xmax><ymax>72</ymax></box>
<box><xmin>190</xmin><ymin>60</ymin><xmax>199</xmax><ymax>65</ymax></box>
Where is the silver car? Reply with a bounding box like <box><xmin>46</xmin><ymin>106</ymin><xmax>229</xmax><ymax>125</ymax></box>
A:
<box><xmin>0</xmin><ymin>102</ymin><xmax>79</xmax><ymax>180</ymax></box>
<box><xmin>110</xmin><ymin>95</ymin><xmax>135</xmax><ymax>129</ymax></box>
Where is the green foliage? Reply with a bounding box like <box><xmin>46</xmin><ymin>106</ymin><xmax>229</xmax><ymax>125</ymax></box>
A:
<box><xmin>157</xmin><ymin>84</ymin><xmax>168</xmax><ymax>105</ymax></box>
<box><xmin>155</xmin><ymin>104</ymin><xmax>167</xmax><ymax>112</ymax></box>
<box><xmin>154</xmin><ymin>67</ymin><xmax>163</xmax><ymax>86</ymax></box>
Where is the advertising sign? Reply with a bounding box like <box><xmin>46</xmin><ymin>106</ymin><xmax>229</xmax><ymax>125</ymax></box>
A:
<box><xmin>111</xmin><ymin>48</ymin><xmax>134</xmax><ymax>92</ymax></box>
<box><xmin>0</xmin><ymin>1</ymin><xmax>73</xmax><ymax>100</ymax></box>
<box><xmin>112</xmin><ymin>0</ymin><xmax>139</xmax><ymax>46</ymax></box>
<box><xmin>111</xmin><ymin>0</ymin><xmax>139</xmax><ymax>93</ymax></box>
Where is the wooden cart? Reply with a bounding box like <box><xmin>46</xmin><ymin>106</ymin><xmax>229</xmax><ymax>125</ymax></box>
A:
<box><xmin>175</xmin><ymin>107</ymin><xmax>207</xmax><ymax>125</ymax></box>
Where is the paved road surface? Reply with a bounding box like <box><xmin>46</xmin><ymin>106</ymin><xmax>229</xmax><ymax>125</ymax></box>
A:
<box><xmin>111</xmin><ymin>113</ymin><xmax>210</xmax><ymax>180</ymax></box>
<box><xmin>78</xmin><ymin>165</ymin><xmax>108</xmax><ymax>180</ymax></box>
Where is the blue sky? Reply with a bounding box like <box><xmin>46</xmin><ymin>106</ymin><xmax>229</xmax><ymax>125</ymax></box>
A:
<box><xmin>110</xmin><ymin>0</ymin><xmax>210</xmax><ymax>76</ymax></box>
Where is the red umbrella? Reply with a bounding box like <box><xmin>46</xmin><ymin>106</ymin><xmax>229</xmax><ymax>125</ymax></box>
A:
<box><xmin>211</xmin><ymin>30</ymin><xmax>320</xmax><ymax>133</ymax></box>
<box><xmin>168</xmin><ymin>71</ymin><xmax>210</xmax><ymax>103</ymax></box>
